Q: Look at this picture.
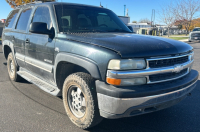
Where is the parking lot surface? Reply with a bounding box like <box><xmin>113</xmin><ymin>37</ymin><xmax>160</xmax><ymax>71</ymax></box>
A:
<box><xmin>0</xmin><ymin>42</ymin><xmax>199</xmax><ymax>132</ymax></box>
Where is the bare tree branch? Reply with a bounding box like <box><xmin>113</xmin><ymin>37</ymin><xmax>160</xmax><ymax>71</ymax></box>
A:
<box><xmin>139</xmin><ymin>18</ymin><xmax>150</xmax><ymax>23</ymax></box>
<box><xmin>158</xmin><ymin>2</ymin><xmax>178</xmax><ymax>37</ymax></box>
<box><xmin>176</xmin><ymin>0</ymin><xmax>200</xmax><ymax>35</ymax></box>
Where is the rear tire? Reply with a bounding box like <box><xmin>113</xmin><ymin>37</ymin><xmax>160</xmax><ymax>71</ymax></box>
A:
<box><xmin>62</xmin><ymin>72</ymin><xmax>103</xmax><ymax>129</ymax></box>
<box><xmin>7</xmin><ymin>53</ymin><xmax>21</xmax><ymax>81</ymax></box>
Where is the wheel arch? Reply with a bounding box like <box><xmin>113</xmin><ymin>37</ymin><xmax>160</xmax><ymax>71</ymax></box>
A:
<box><xmin>54</xmin><ymin>53</ymin><xmax>101</xmax><ymax>89</ymax></box>
<box><xmin>3</xmin><ymin>45</ymin><xmax>12</xmax><ymax>60</ymax></box>
<box><xmin>3</xmin><ymin>40</ymin><xmax>18</xmax><ymax>66</ymax></box>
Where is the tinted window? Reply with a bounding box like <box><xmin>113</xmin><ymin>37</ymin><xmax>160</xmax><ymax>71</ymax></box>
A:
<box><xmin>193</xmin><ymin>28</ymin><xmax>200</xmax><ymax>31</ymax></box>
<box><xmin>32</xmin><ymin>6</ymin><xmax>52</xmax><ymax>30</ymax></box>
<box><xmin>16</xmin><ymin>8</ymin><xmax>32</xmax><ymax>31</ymax></box>
<box><xmin>5</xmin><ymin>9</ymin><xmax>19</xmax><ymax>29</ymax></box>
<box><xmin>54</xmin><ymin>5</ymin><xmax>131</xmax><ymax>33</ymax></box>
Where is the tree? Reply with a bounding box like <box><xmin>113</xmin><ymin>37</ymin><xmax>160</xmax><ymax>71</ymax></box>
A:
<box><xmin>178</xmin><ymin>24</ymin><xmax>182</xmax><ymax>29</ymax></box>
<box><xmin>139</xmin><ymin>18</ymin><xmax>150</xmax><ymax>23</ymax></box>
<box><xmin>5</xmin><ymin>0</ymin><xmax>55</xmax><ymax>8</ymax></box>
<box><xmin>191</xmin><ymin>18</ymin><xmax>200</xmax><ymax>30</ymax></box>
<box><xmin>158</xmin><ymin>2</ymin><xmax>178</xmax><ymax>37</ymax></box>
<box><xmin>132</xmin><ymin>21</ymin><xmax>137</xmax><ymax>23</ymax></box>
<box><xmin>176</xmin><ymin>0</ymin><xmax>200</xmax><ymax>35</ymax></box>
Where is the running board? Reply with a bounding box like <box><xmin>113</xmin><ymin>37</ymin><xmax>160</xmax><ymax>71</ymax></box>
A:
<box><xmin>17</xmin><ymin>69</ymin><xmax>61</xmax><ymax>96</ymax></box>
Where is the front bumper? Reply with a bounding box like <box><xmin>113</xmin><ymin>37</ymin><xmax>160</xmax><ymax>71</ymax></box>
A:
<box><xmin>190</xmin><ymin>37</ymin><xmax>200</xmax><ymax>41</ymax></box>
<box><xmin>96</xmin><ymin>70</ymin><xmax>198</xmax><ymax>119</ymax></box>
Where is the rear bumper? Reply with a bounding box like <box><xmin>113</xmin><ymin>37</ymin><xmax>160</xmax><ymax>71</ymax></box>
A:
<box><xmin>96</xmin><ymin>70</ymin><xmax>198</xmax><ymax>119</ymax></box>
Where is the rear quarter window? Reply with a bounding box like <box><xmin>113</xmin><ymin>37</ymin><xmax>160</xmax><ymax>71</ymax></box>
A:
<box><xmin>5</xmin><ymin>9</ymin><xmax>20</xmax><ymax>29</ymax></box>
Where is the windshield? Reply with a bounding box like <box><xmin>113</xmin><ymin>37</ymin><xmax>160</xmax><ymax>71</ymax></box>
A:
<box><xmin>193</xmin><ymin>28</ymin><xmax>200</xmax><ymax>31</ymax></box>
<box><xmin>54</xmin><ymin>5</ymin><xmax>131</xmax><ymax>33</ymax></box>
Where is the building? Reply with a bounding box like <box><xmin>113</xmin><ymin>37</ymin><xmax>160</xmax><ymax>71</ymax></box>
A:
<box><xmin>0</xmin><ymin>22</ymin><xmax>4</xmax><ymax>37</ymax></box>
<box><xmin>156</xmin><ymin>25</ymin><xmax>187</xmax><ymax>35</ymax></box>
<box><xmin>1</xmin><ymin>19</ymin><xmax>6</xmax><ymax>23</ymax></box>
<box><xmin>118</xmin><ymin>16</ymin><xmax>152</xmax><ymax>33</ymax></box>
<box><xmin>127</xmin><ymin>23</ymin><xmax>151</xmax><ymax>33</ymax></box>
<box><xmin>118</xmin><ymin>16</ymin><xmax>130</xmax><ymax>25</ymax></box>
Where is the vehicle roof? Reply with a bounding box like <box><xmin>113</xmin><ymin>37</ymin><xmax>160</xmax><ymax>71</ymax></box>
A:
<box><xmin>15</xmin><ymin>1</ymin><xmax>105</xmax><ymax>9</ymax></box>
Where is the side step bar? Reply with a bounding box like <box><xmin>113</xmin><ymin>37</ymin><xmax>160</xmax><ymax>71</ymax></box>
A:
<box><xmin>17</xmin><ymin>68</ymin><xmax>61</xmax><ymax>96</ymax></box>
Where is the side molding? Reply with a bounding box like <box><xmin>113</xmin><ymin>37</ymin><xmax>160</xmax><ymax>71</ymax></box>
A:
<box><xmin>54</xmin><ymin>52</ymin><xmax>101</xmax><ymax>82</ymax></box>
<box><xmin>25</xmin><ymin>56</ymin><xmax>53</xmax><ymax>73</ymax></box>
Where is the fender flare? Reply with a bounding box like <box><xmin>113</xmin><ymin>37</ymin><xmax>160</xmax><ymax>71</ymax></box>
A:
<box><xmin>54</xmin><ymin>52</ymin><xmax>102</xmax><ymax>83</ymax></box>
<box><xmin>3</xmin><ymin>40</ymin><xmax>18</xmax><ymax>66</ymax></box>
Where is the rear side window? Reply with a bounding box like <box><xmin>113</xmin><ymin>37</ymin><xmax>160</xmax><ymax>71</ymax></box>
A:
<box><xmin>16</xmin><ymin>8</ymin><xmax>32</xmax><ymax>31</ymax></box>
<box><xmin>32</xmin><ymin>6</ymin><xmax>52</xmax><ymax>30</ymax></box>
<box><xmin>5</xmin><ymin>9</ymin><xmax>19</xmax><ymax>29</ymax></box>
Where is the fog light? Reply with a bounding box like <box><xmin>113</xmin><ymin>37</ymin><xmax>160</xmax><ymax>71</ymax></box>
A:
<box><xmin>120</xmin><ymin>78</ymin><xmax>147</xmax><ymax>86</ymax></box>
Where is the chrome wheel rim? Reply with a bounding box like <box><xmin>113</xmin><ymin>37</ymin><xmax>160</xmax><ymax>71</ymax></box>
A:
<box><xmin>9</xmin><ymin>59</ymin><xmax>14</xmax><ymax>76</ymax></box>
<box><xmin>68</xmin><ymin>86</ymin><xmax>86</xmax><ymax>118</ymax></box>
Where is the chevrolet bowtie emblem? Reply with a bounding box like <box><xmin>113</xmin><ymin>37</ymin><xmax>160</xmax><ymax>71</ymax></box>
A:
<box><xmin>173</xmin><ymin>65</ymin><xmax>184</xmax><ymax>73</ymax></box>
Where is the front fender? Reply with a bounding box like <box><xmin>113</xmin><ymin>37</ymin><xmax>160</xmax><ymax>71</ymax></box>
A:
<box><xmin>54</xmin><ymin>52</ymin><xmax>101</xmax><ymax>82</ymax></box>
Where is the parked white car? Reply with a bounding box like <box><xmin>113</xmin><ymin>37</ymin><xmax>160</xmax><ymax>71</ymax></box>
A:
<box><xmin>189</xmin><ymin>27</ymin><xmax>200</xmax><ymax>42</ymax></box>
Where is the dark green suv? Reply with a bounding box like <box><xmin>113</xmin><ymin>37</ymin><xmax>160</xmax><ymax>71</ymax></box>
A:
<box><xmin>2</xmin><ymin>1</ymin><xmax>198</xmax><ymax>129</ymax></box>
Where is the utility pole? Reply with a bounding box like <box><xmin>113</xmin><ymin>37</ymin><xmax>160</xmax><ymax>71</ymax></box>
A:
<box><xmin>151</xmin><ymin>9</ymin><xmax>155</xmax><ymax>27</ymax></box>
<box><xmin>124</xmin><ymin>5</ymin><xmax>126</xmax><ymax>16</ymax></box>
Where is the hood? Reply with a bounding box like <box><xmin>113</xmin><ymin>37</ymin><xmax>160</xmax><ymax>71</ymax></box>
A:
<box><xmin>65</xmin><ymin>33</ymin><xmax>193</xmax><ymax>58</ymax></box>
<box><xmin>190</xmin><ymin>31</ymin><xmax>200</xmax><ymax>35</ymax></box>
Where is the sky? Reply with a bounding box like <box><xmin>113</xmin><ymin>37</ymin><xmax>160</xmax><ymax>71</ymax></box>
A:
<box><xmin>0</xmin><ymin>0</ymin><xmax>175</xmax><ymax>24</ymax></box>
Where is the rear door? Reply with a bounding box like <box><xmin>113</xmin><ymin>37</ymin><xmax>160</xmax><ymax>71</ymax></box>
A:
<box><xmin>2</xmin><ymin>9</ymin><xmax>19</xmax><ymax>57</ymax></box>
<box><xmin>13</xmin><ymin>7</ymin><xmax>33</xmax><ymax>68</ymax></box>
<box><xmin>25</xmin><ymin>6</ymin><xmax>55</xmax><ymax>85</ymax></box>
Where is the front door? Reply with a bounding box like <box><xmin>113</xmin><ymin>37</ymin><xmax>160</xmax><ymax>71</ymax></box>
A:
<box><xmin>25</xmin><ymin>6</ymin><xmax>55</xmax><ymax>85</ymax></box>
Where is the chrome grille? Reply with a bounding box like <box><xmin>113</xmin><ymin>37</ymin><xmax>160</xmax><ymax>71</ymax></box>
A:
<box><xmin>107</xmin><ymin>52</ymin><xmax>193</xmax><ymax>85</ymax></box>
<box><xmin>191</xmin><ymin>33</ymin><xmax>200</xmax><ymax>37</ymax></box>
<box><xmin>149</xmin><ymin>68</ymin><xmax>188</xmax><ymax>82</ymax></box>
<box><xmin>148</xmin><ymin>56</ymin><xmax>189</xmax><ymax>68</ymax></box>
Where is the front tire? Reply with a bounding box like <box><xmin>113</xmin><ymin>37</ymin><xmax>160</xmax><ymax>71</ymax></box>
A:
<box><xmin>62</xmin><ymin>72</ymin><xmax>102</xmax><ymax>129</ymax></box>
<box><xmin>7</xmin><ymin>53</ymin><xmax>21</xmax><ymax>81</ymax></box>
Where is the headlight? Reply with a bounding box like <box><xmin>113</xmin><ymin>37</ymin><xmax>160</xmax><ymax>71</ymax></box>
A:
<box><xmin>191</xmin><ymin>52</ymin><xmax>194</xmax><ymax>60</ymax></box>
<box><xmin>108</xmin><ymin>59</ymin><xmax>146</xmax><ymax>70</ymax></box>
<box><xmin>189</xmin><ymin>52</ymin><xmax>194</xmax><ymax>61</ymax></box>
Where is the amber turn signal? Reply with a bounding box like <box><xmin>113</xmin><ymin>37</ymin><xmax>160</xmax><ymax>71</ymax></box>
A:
<box><xmin>106</xmin><ymin>78</ymin><xmax>121</xmax><ymax>85</ymax></box>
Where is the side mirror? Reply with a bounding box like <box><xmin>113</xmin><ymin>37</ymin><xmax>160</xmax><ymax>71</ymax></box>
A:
<box><xmin>127</xmin><ymin>26</ymin><xmax>133</xmax><ymax>32</ymax></box>
<box><xmin>29</xmin><ymin>22</ymin><xmax>52</xmax><ymax>36</ymax></box>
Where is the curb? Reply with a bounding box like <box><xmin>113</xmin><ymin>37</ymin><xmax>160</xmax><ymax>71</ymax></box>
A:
<box><xmin>179</xmin><ymin>39</ymin><xmax>188</xmax><ymax>42</ymax></box>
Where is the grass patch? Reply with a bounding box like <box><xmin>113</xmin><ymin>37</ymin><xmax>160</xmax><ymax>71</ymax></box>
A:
<box><xmin>162</xmin><ymin>34</ymin><xmax>189</xmax><ymax>37</ymax></box>
<box><xmin>168</xmin><ymin>34</ymin><xmax>189</xmax><ymax>37</ymax></box>
<box><xmin>168</xmin><ymin>37</ymin><xmax>188</xmax><ymax>40</ymax></box>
